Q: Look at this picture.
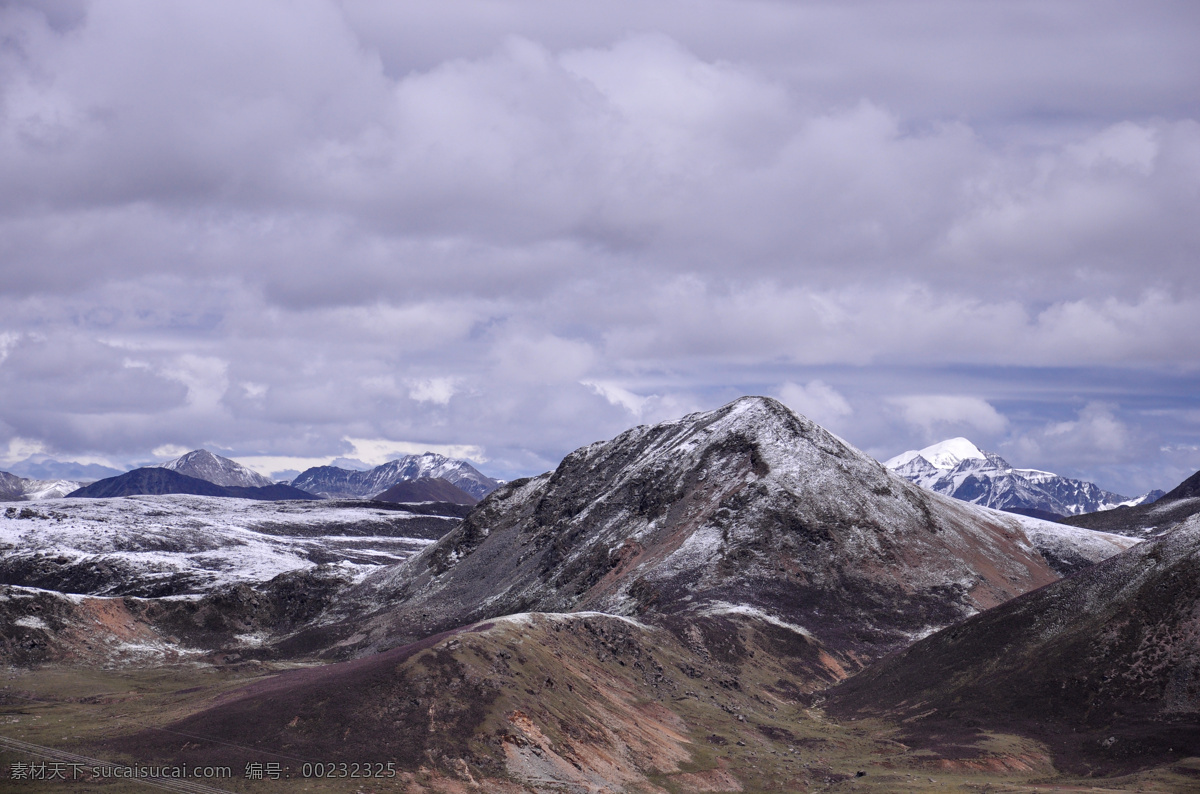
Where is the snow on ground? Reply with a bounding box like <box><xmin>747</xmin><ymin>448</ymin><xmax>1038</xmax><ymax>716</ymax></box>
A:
<box><xmin>987</xmin><ymin>508</ymin><xmax>1140</xmax><ymax>563</ymax></box>
<box><xmin>0</xmin><ymin>494</ymin><xmax>444</xmax><ymax>595</ymax></box>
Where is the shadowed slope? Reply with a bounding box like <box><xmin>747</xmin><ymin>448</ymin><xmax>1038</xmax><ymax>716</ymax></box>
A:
<box><xmin>826</xmin><ymin>517</ymin><xmax>1200</xmax><ymax>774</ymax></box>
<box><xmin>373</xmin><ymin>476</ymin><xmax>478</xmax><ymax>505</ymax></box>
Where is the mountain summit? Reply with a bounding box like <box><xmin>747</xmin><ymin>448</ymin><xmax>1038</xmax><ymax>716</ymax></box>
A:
<box><xmin>157</xmin><ymin>449</ymin><xmax>274</xmax><ymax>488</ymax></box>
<box><xmin>884</xmin><ymin>438</ymin><xmax>1144</xmax><ymax>516</ymax></box>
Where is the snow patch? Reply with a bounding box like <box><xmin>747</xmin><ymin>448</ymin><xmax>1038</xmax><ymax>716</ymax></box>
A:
<box><xmin>697</xmin><ymin>601</ymin><xmax>813</xmax><ymax>638</ymax></box>
<box><xmin>13</xmin><ymin>616</ymin><xmax>49</xmax><ymax>630</ymax></box>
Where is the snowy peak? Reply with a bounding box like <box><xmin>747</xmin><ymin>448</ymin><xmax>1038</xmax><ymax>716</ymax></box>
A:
<box><xmin>157</xmin><ymin>449</ymin><xmax>275</xmax><ymax>489</ymax></box>
<box><xmin>885</xmin><ymin>438</ymin><xmax>1128</xmax><ymax>516</ymax></box>
<box><xmin>884</xmin><ymin>437</ymin><xmax>986</xmax><ymax>471</ymax></box>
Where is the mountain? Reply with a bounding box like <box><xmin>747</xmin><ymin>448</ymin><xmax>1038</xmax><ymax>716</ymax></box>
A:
<box><xmin>306</xmin><ymin>397</ymin><xmax>1101</xmax><ymax>676</ymax></box>
<box><xmin>0</xmin><ymin>470</ymin><xmax>81</xmax><ymax>501</ymax></box>
<box><xmin>67</xmin><ymin>468</ymin><xmax>318</xmax><ymax>501</ymax></box>
<box><xmin>885</xmin><ymin>437</ymin><xmax>1129</xmax><ymax>516</ymax></box>
<box><xmin>7</xmin><ymin>455</ymin><xmax>123</xmax><ymax>481</ymax></box>
<box><xmin>291</xmin><ymin>452</ymin><xmax>499</xmax><ymax>500</ymax></box>
<box><xmin>373</xmin><ymin>476</ymin><xmax>478</xmax><ymax>505</ymax></box>
<box><xmin>156</xmin><ymin>448</ymin><xmax>274</xmax><ymax>488</ymax></box>
<box><xmin>826</xmin><ymin>516</ymin><xmax>1200</xmax><ymax>775</ymax></box>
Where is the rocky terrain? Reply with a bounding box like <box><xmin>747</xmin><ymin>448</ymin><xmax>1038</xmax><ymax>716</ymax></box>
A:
<box><xmin>0</xmin><ymin>495</ymin><xmax>469</xmax><ymax>670</ymax></box>
<box><xmin>827</xmin><ymin>515</ymin><xmax>1200</xmax><ymax>775</ymax></box>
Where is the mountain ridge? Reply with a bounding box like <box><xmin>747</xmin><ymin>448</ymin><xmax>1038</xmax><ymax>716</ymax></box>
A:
<box><xmin>291</xmin><ymin>452</ymin><xmax>499</xmax><ymax>500</ymax></box>
<box><xmin>67</xmin><ymin>467</ymin><xmax>319</xmax><ymax>501</ymax></box>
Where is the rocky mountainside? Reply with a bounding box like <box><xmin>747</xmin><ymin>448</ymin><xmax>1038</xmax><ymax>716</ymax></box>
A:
<box><xmin>67</xmin><ymin>467</ymin><xmax>318</xmax><ymax>500</ymax></box>
<box><xmin>291</xmin><ymin>452</ymin><xmax>499</xmax><ymax>500</ymax></box>
<box><xmin>826</xmin><ymin>516</ymin><xmax>1200</xmax><ymax>774</ymax></box>
<box><xmin>0</xmin><ymin>470</ymin><xmax>81</xmax><ymax>501</ymax></box>
<box><xmin>156</xmin><ymin>448</ymin><xmax>274</xmax><ymax>488</ymax></box>
<box><xmin>885</xmin><ymin>437</ymin><xmax>1141</xmax><ymax>516</ymax></box>
<box><xmin>373</xmin><ymin>476</ymin><xmax>478</xmax><ymax>505</ymax></box>
<box><xmin>313</xmin><ymin>398</ymin><xmax>1118</xmax><ymax>678</ymax></box>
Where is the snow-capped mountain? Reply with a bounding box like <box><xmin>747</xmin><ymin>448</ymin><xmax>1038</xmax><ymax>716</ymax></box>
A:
<box><xmin>291</xmin><ymin>452</ymin><xmax>499</xmax><ymax>500</ymax></box>
<box><xmin>0</xmin><ymin>470</ymin><xmax>82</xmax><ymax>501</ymax></box>
<box><xmin>884</xmin><ymin>437</ymin><xmax>1138</xmax><ymax>516</ymax></box>
<box><xmin>157</xmin><ymin>449</ymin><xmax>275</xmax><ymax>488</ymax></box>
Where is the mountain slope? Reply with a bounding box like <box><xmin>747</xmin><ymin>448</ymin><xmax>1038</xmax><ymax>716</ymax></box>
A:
<box><xmin>826</xmin><ymin>517</ymin><xmax>1200</xmax><ymax>774</ymax></box>
<box><xmin>373</xmin><ymin>477</ymin><xmax>478</xmax><ymax>505</ymax></box>
<box><xmin>324</xmin><ymin>397</ymin><xmax>1067</xmax><ymax>674</ymax></box>
<box><xmin>157</xmin><ymin>449</ymin><xmax>274</xmax><ymax>488</ymax></box>
<box><xmin>291</xmin><ymin>453</ymin><xmax>499</xmax><ymax>500</ymax></box>
<box><xmin>886</xmin><ymin>437</ymin><xmax>1130</xmax><ymax>516</ymax></box>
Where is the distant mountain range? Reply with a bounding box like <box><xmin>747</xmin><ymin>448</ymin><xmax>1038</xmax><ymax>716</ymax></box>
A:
<box><xmin>6</xmin><ymin>447</ymin><xmax>501</xmax><ymax>505</ymax></box>
<box><xmin>291</xmin><ymin>453</ymin><xmax>500</xmax><ymax>500</ymax></box>
<box><xmin>884</xmin><ymin>437</ymin><xmax>1163</xmax><ymax>517</ymax></box>
<box><xmin>67</xmin><ymin>467</ymin><xmax>320</xmax><ymax>501</ymax></box>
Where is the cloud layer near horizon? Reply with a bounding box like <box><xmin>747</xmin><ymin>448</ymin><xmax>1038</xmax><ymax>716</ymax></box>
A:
<box><xmin>1</xmin><ymin>1</ymin><xmax>1198</xmax><ymax>494</ymax></box>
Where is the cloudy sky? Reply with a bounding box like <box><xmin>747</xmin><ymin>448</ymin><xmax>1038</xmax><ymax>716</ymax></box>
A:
<box><xmin>1</xmin><ymin>0</ymin><xmax>1198</xmax><ymax>494</ymax></box>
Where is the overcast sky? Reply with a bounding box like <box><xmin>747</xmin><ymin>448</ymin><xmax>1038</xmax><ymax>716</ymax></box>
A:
<box><xmin>1</xmin><ymin>0</ymin><xmax>1198</xmax><ymax>494</ymax></box>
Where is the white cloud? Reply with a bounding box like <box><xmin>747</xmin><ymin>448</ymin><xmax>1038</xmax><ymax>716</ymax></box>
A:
<box><xmin>1</xmin><ymin>437</ymin><xmax>47</xmax><ymax>467</ymax></box>
<box><xmin>582</xmin><ymin>380</ymin><xmax>652</xmax><ymax>416</ymax></box>
<box><xmin>408</xmin><ymin>377</ymin><xmax>457</xmax><ymax>405</ymax></box>
<box><xmin>889</xmin><ymin>395</ymin><xmax>1007</xmax><ymax>438</ymax></box>
<box><xmin>161</xmin><ymin>355</ymin><xmax>229</xmax><ymax>410</ymax></box>
<box><xmin>1011</xmin><ymin>402</ymin><xmax>1131</xmax><ymax>466</ymax></box>
<box><xmin>777</xmin><ymin>381</ymin><xmax>852</xmax><ymax>429</ymax></box>
<box><xmin>151</xmin><ymin>443</ymin><xmax>190</xmax><ymax>459</ymax></box>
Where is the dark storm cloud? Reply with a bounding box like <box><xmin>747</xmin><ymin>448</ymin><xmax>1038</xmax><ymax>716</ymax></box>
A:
<box><xmin>0</xmin><ymin>0</ymin><xmax>1197</xmax><ymax>495</ymax></box>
